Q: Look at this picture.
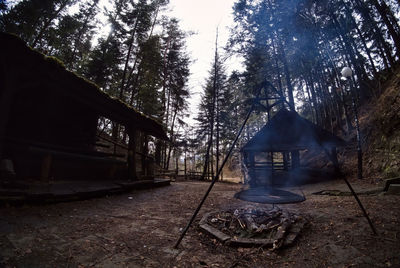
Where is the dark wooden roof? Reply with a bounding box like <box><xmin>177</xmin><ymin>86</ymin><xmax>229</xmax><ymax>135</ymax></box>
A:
<box><xmin>0</xmin><ymin>32</ymin><xmax>168</xmax><ymax>140</ymax></box>
<box><xmin>242</xmin><ymin>109</ymin><xmax>346</xmax><ymax>152</ymax></box>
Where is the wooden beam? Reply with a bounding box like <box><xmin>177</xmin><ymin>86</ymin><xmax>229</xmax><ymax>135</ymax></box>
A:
<box><xmin>127</xmin><ymin>129</ymin><xmax>137</xmax><ymax>180</ymax></box>
<box><xmin>291</xmin><ymin>150</ymin><xmax>300</xmax><ymax>169</ymax></box>
<box><xmin>248</xmin><ymin>152</ymin><xmax>257</xmax><ymax>187</ymax></box>
<box><xmin>283</xmin><ymin>152</ymin><xmax>289</xmax><ymax>171</ymax></box>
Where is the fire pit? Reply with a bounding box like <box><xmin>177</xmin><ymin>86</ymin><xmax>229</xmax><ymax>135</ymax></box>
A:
<box><xmin>199</xmin><ymin>206</ymin><xmax>307</xmax><ymax>249</ymax></box>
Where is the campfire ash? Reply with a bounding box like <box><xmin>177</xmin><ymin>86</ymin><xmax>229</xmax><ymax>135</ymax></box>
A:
<box><xmin>200</xmin><ymin>206</ymin><xmax>307</xmax><ymax>249</ymax></box>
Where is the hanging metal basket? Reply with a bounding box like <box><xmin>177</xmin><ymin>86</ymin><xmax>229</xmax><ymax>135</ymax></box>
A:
<box><xmin>234</xmin><ymin>187</ymin><xmax>305</xmax><ymax>204</ymax></box>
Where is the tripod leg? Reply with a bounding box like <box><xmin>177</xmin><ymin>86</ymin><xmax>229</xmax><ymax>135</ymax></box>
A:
<box><xmin>343</xmin><ymin>177</ymin><xmax>377</xmax><ymax>235</ymax></box>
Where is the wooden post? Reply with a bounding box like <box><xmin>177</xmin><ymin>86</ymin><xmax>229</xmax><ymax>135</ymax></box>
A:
<box><xmin>270</xmin><ymin>151</ymin><xmax>274</xmax><ymax>177</ymax></box>
<box><xmin>127</xmin><ymin>128</ymin><xmax>137</xmax><ymax>181</ymax></box>
<box><xmin>184</xmin><ymin>149</ymin><xmax>187</xmax><ymax>180</ymax></box>
<box><xmin>243</xmin><ymin>152</ymin><xmax>248</xmax><ymax>166</ymax></box>
<box><xmin>248</xmin><ymin>152</ymin><xmax>256</xmax><ymax>187</ymax></box>
<box><xmin>155</xmin><ymin>140</ymin><xmax>162</xmax><ymax>166</ymax></box>
<box><xmin>175</xmin><ymin>153</ymin><xmax>179</xmax><ymax>177</ymax></box>
<box><xmin>148</xmin><ymin>157</ymin><xmax>154</xmax><ymax>177</ymax></box>
<box><xmin>291</xmin><ymin>150</ymin><xmax>300</xmax><ymax>169</ymax></box>
<box><xmin>142</xmin><ymin>134</ymin><xmax>148</xmax><ymax>176</ymax></box>
<box><xmin>283</xmin><ymin>152</ymin><xmax>289</xmax><ymax>171</ymax></box>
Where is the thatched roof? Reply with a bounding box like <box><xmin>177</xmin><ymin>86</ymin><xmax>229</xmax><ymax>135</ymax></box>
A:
<box><xmin>0</xmin><ymin>32</ymin><xmax>168</xmax><ymax>140</ymax></box>
<box><xmin>242</xmin><ymin>109</ymin><xmax>346</xmax><ymax>152</ymax></box>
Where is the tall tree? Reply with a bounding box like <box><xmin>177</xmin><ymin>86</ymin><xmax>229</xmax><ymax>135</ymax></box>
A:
<box><xmin>195</xmin><ymin>30</ymin><xmax>226</xmax><ymax>179</ymax></box>
<box><xmin>1</xmin><ymin>0</ymin><xmax>76</xmax><ymax>48</ymax></box>
<box><xmin>160</xmin><ymin>18</ymin><xmax>190</xmax><ymax>169</ymax></box>
<box><xmin>83</xmin><ymin>36</ymin><xmax>123</xmax><ymax>92</ymax></box>
<box><xmin>47</xmin><ymin>0</ymin><xmax>100</xmax><ymax>71</ymax></box>
<box><xmin>370</xmin><ymin>0</ymin><xmax>400</xmax><ymax>58</ymax></box>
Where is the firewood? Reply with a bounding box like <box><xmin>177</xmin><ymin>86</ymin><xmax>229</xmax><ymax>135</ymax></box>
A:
<box><xmin>237</xmin><ymin>218</ymin><xmax>246</xmax><ymax>229</ymax></box>
<box><xmin>243</xmin><ymin>215</ymin><xmax>259</xmax><ymax>232</ymax></box>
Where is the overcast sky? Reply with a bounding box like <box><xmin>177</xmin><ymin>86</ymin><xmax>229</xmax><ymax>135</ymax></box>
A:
<box><xmin>94</xmin><ymin>0</ymin><xmax>242</xmax><ymax>125</ymax></box>
<box><xmin>166</xmin><ymin>0</ymin><xmax>243</xmax><ymax>126</ymax></box>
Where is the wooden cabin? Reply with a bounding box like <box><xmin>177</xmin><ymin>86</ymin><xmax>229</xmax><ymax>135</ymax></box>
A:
<box><xmin>241</xmin><ymin>109</ymin><xmax>346</xmax><ymax>186</ymax></box>
<box><xmin>0</xmin><ymin>33</ymin><xmax>168</xmax><ymax>182</ymax></box>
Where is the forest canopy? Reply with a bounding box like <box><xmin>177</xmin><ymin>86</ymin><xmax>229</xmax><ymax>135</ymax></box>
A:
<box><xmin>1</xmin><ymin>0</ymin><xmax>399</xmax><ymax>176</ymax></box>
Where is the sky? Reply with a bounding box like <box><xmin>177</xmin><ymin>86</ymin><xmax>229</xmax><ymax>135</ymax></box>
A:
<box><xmin>92</xmin><ymin>0</ymin><xmax>242</xmax><ymax>126</ymax></box>
<box><xmin>165</xmin><ymin>0</ymin><xmax>243</xmax><ymax>125</ymax></box>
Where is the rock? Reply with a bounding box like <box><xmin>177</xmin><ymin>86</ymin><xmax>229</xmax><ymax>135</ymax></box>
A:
<box><xmin>386</xmin><ymin>184</ymin><xmax>400</xmax><ymax>195</ymax></box>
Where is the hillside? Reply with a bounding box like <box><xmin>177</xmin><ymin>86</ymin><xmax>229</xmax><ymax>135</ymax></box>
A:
<box><xmin>345</xmin><ymin>67</ymin><xmax>400</xmax><ymax>181</ymax></box>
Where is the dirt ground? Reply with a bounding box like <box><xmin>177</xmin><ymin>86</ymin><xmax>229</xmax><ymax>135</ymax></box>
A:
<box><xmin>0</xmin><ymin>179</ymin><xmax>399</xmax><ymax>268</ymax></box>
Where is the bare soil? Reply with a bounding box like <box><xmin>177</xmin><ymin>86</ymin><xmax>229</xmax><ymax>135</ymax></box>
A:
<box><xmin>0</xmin><ymin>179</ymin><xmax>399</xmax><ymax>268</ymax></box>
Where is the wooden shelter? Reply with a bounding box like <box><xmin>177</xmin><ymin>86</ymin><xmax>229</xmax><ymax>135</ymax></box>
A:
<box><xmin>241</xmin><ymin>109</ymin><xmax>346</xmax><ymax>186</ymax></box>
<box><xmin>0</xmin><ymin>33</ymin><xmax>168</xmax><ymax>182</ymax></box>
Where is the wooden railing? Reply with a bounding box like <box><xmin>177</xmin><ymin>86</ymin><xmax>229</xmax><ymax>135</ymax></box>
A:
<box><xmin>154</xmin><ymin>170</ymin><xmax>214</xmax><ymax>181</ymax></box>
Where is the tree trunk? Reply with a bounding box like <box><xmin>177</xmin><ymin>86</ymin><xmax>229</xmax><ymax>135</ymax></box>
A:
<box><xmin>371</xmin><ymin>0</ymin><xmax>400</xmax><ymax>58</ymax></box>
<box><xmin>215</xmin><ymin>85</ymin><xmax>220</xmax><ymax>180</ymax></box>
<box><xmin>141</xmin><ymin>134</ymin><xmax>149</xmax><ymax>176</ymax></box>
<box><xmin>165</xmin><ymin>107</ymin><xmax>178</xmax><ymax>170</ymax></box>
<box><xmin>354</xmin><ymin>20</ymin><xmax>377</xmax><ymax>76</ymax></box>
<box><xmin>210</xmin><ymin>141</ymin><xmax>214</xmax><ymax>179</ymax></box>
<box><xmin>161</xmin><ymin>35</ymin><xmax>172</xmax><ymax>116</ymax></box>
<box><xmin>175</xmin><ymin>151</ymin><xmax>179</xmax><ymax>176</ymax></box>
<box><xmin>119</xmin><ymin>17</ymin><xmax>140</xmax><ymax>100</ymax></box>
<box><xmin>341</xmin><ymin>88</ymin><xmax>354</xmax><ymax>133</ymax></box>
<box><xmin>129</xmin><ymin>63</ymin><xmax>144</xmax><ymax>106</ymax></box>
<box><xmin>330</xmin><ymin>11</ymin><xmax>364</xmax><ymax>82</ymax></box>
<box><xmin>126</xmin><ymin>5</ymin><xmax>161</xmax><ymax>105</ymax></box>
<box><xmin>155</xmin><ymin>140</ymin><xmax>162</xmax><ymax>166</ymax></box>
<box><xmin>272</xmin><ymin>37</ymin><xmax>283</xmax><ymax>95</ymax></box>
<box><xmin>184</xmin><ymin>148</ymin><xmax>187</xmax><ymax>179</ymax></box>
<box><xmin>307</xmin><ymin>72</ymin><xmax>321</xmax><ymax>126</ymax></box>
<box><xmin>304</xmin><ymin>79</ymin><xmax>316</xmax><ymax>124</ymax></box>
<box><xmin>340</xmin><ymin>0</ymin><xmax>377</xmax><ymax>77</ymax></box>
<box><xmin>278</xmin><ymin>40</ymin><xmax>295</xmax><ymax>110</ymax></box>
<box><xmin>353</xmin><ymin>0</ymin><xmax>395</xmax><ymax>68</ymax></box>
<box><xmin>377</xmin><ymin>41</ymin><xmax>390</xmax><ymax>71</ymax></box>
<box><xmin>201</xmin><ymin>30</ymin><xmax>219</xmax><ymax>181</ymax></box>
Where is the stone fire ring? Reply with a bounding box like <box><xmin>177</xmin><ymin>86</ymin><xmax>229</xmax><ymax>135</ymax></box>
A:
<box><xmin>199</xmin><ymin>211</ymin><xmax>305</xmax><ymax>248</ymax></box>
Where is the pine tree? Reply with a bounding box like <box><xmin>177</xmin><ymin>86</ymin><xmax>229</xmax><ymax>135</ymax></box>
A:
<box><xmin>160</xmin><ymin>18</ymin><xmax>190</xmax><ymax>169</ymax></box>
<box><xmin>195</xmin><ymin>30</ymin><xmax>226</xmax><ymax>179</ymax></box>
<box><xmin>1</xmin><ymin>0</ymin><xmax>76</xmax><ymax>48</ymax></box>
<box><xmin>82</xmin><ymin>36</ymin><xmax>123</xmax><ymax>92</ymax></box>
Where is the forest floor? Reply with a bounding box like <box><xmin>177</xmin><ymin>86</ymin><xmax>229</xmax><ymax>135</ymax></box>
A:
<box><xmin>0</xmin><ymin>178</ymin><xmax>399</xmax><ymax>268</ymax></box>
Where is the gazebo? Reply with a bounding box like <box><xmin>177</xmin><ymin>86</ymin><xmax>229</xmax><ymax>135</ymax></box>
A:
<box><xmin>241</xmin><ymin>109</ymin><xmax>346</xmax><ymax>187</ymax></box>
<box><xmin>0</xmin><ymin>33</ymin><xmax>168</xmax><ymax>182</ymax></box>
